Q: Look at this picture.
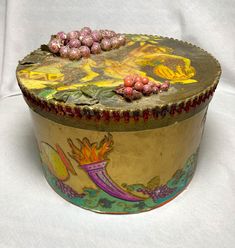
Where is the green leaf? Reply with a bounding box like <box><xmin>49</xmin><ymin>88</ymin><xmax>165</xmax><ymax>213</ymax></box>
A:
<box><xmin>80</xmin><ymin>85</ymin><xmax>99</xmax><ymax>98</ymax></box>
<box><xmin>96</xmin><ymin>87</ymin><xmax>120</xmax><ymax>105</ymax></box>
<box><xmin>68</xmin><ymin>93</ymin><xmax>98</xmax><ymax>105</ymax></box>
<box><xmin>53</xmin><ymin>85</ymin><xmax>117</xmax><ymax>106</ymax></box>
<box><xmin>53</xmin><ymin>90</ymin><xmax>76</xmax><ymax>102</ymax></box>
<box><xmin>96</xmin><ymin>87</ymin><xmax>116</xmax><ymax>99</ymax></box>
<box><xmin>38</xmin><ymin>89</ymin><xmax>57</xmax><ymax>100</ymax></box>
<box><xmin>53</xmin><ymin>89</ymin><xmax>99</xmax><ymax>105</ymax></box>
<box><xmin>146</xmin><ymin>176</ymin><xmax>160</xmax><ymax>190</ymax></box>
<box><xmin>66</xmin><ymin>91</ymin><xmax>83</xmax><ymax>103</ymax></box>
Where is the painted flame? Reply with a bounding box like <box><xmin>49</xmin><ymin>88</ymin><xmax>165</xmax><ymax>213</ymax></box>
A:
<box><xmin>68</xmin><ymin>134</ymin><xmax>113</xmax><ymax>165</ymax></box>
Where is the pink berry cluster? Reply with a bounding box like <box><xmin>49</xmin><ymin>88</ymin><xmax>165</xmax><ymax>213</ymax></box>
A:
<box><xmin>137</xmin><ymin>185</ymin><xmax>175</xmax><ymax>201</ymax></box>
<box><xmin>115</xmin><ymin>75</ymin><xmax>170</xmax><ymax>101</ymax></box>
<box><xmin>48</xmin><ymin>27</ymin><xmax>126</xmax><ymax>60</ymax></box>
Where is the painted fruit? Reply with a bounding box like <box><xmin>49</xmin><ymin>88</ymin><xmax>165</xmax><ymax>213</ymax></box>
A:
<box><xmin>41</xmin><ymin>142</ymin><xmax>70</xmax><ymax>181</ymax></box>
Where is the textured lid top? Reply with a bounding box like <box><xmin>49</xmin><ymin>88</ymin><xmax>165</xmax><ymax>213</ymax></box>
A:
<box><xmin>16</xmin><ymin>34</ymin><xmax>221</xmax><ymax>128</ymax></box>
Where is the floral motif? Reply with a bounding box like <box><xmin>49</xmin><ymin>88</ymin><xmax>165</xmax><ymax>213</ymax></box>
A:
<box><xmin>43</xmin><ymin>150</ymin><xmax>198</xmax><ymax>213</ymax></box>
<box><xmin>154</xmin><ymin>64</ymin><xmax>196</xmax><ymax>83</ymax></box>
<box><xmin>137</xmin><ymin>184</ymin><xmax>176</xmax><ymax>202</ymax></box>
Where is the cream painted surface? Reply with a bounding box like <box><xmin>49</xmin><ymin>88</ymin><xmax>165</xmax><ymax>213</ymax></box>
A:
<box><xmin>31</xmin><ymin>108</ymin><xmax>206</xmax><ymax>194</ymax></box>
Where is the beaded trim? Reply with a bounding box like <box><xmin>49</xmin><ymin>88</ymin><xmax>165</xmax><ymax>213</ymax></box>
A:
<box><xmin>20</xmin><ymin>83</ymin><xmax>217</xmax><ymax>123</ymax></box>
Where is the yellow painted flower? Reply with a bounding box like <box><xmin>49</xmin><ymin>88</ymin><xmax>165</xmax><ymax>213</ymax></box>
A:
<box><xmin>154</xmin><ymin>64</ymin><xmax>196</xmax><ymax>83</ymax></box>
<box><xmin>153</xmin><ymin>55</ymin><xmax>197</xmax><ymax>84</ymax></box>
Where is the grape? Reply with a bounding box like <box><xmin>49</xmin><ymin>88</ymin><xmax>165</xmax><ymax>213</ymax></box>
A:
<box><xmin>56</xmin><ymin>31</ymin><xmax>67</xmax><ymax>40</ymax></box>
<box><xmin>152</xmin><ymin>86</ymin><xmax>159</xmax><ymax>94</ymax></box>
<box><xmin>134</xmin><ymin>82</ymin><xmax>144</xmax><ymax>91</ymax></box>
<box><xmin>135</xmin><ymin>76</ymin><xmax>142</xmax><ymax>83</ymax></box>
<box><xmin>100</xmin><ymin>38</ymin><xmax>112</xmax><ymax>51</ymax></box>
<box><xmin>110</xmin><ymin>37</ymin><xmax>120</xmax><ymax>49</ymax></box>
<box><xmin>124</xmin><ymin>78</ymin><xmax>134</xmax><ymax>87</ymax></box>
<box><xmin>48</xmin><ymin>39</ymin><xmax>60</xmax><ymax>53</ymax></box>
<box><xmin>59</xmin><ymin>46</ymin><xmax>70</xmax><ymax>58</ymax></box>
<box><xmin>161</xmin><ymin>83</ymin><xmax>169</xmax><ymax>91</ymax></box>
<box><xmin>101</xmin><ymin>29</ymin><xmax>116</xmax><ymax>39</ymax></box>
<box><xmin>124</xmin><ymin>75</ymin><xmax>133</xmax><ymax>82</ymax></box>
<box><xmin>142</xmin><ymin>77</ymin><xmax>149</xmax><ymax>84</ymax></box>
<box><xmin>91</xmin><ymin>30</ymin><xmax>102</xmax><ymax>42</ymax></box>
<box><xmin>147</xmin><ymin>81</ymin><xmax>155</xmax><ymax>88</ymax></box>
<box><xmin>91</xmin><ymin>42</ymin><xmax>101</xmax><ymax>54</ymax></box>
<box><xmin>80</xmin><ymin>27</ymin><xmax>92</xmax><ymax>35</ymax></box>
<box><xmin>117</xmin><ymin>34</ymin><xmax>126</xmax><ymax>46</ymax></box>
<box><xmin>68</xmin><ymin>48</ymin><xmax>81</xmax><ymax>60</ymax></box>
<box><xmin>143</xmin><ymin>84</ymin><xmax>153</xmax><ymax>95</ymax></box>
<box><xmin>67</xmin><ymin>31</ymin><xmax>79</xmax><ymax>40</ymax></box>
<box><xmin>124</xmin><ymin>87</ymin><xmax>133</xmax><ymax>97</ymax></box>
<box><xmin>68</xmin><ymin>38</ymin><xmax>81</xmax><ymax>48</ymax></box>
<box><xmin>79</xmin><ymin>46</ymin><xmax>90</xmax><ymax>58</ymax></box>
<box><xmin>81</xmin><ymin>35</ymin><xmax>93</xmax><ymax>47</ymax></box>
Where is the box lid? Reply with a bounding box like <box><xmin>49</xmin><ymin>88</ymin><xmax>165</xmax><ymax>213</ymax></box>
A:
<box><xmin>16</xmin><ymin>34</ymin><xmax>221</xmax><ymax>130</ymax></box>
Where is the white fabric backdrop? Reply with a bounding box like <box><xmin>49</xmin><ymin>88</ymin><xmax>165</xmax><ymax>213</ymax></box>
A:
<box><xmin>0</xmin><ymin>1</ymin><xmax>235</xmax><ymax>247</ymax></box>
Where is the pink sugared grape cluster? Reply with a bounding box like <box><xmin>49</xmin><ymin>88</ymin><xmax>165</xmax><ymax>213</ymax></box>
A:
<box><xmin>48</xmin><ymin>27</ymin><xmax>126</xmax><ymax>60</ymax></box>
<box><xmin>115</xmin><ymin>75</ymin><xmax>170</xmax><ymax>101</ymax></box>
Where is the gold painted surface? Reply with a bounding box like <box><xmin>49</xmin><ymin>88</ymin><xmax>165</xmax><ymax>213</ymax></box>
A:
<box><xmin>31</xmin><ymin>107</ymin><xmax>206</xmax><ymax>195</ymax></box>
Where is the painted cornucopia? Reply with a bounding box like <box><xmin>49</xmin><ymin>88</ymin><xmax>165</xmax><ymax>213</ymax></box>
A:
<box><xmin>16</xmin><ymin>28</ymin><xmax>221</xmax><ymax>214</ymax></box>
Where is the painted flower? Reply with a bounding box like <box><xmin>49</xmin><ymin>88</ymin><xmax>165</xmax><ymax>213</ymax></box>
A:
<box><xmin>154</xmin><ymin>64</ymin><xmax>196</xmax><ymax>83</ymax></box>
<box><xmin>154</xmin><ymin>55</ymin><xmax>197</xmax><ymax>84</ymax></box>
<box><xmin>152</xmin><ymin>185</ymin><xmax>176</xmax><ymax>201</ymax></box>
<box><xmin>137</xmin><ymin>184</ymin><xmax>176</xmax><ymax>202</ymax></box>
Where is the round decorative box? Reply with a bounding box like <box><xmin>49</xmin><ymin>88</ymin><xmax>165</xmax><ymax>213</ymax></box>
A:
<box><xmin>16</xmin><ymin>31</ymin><xmax>221</xmax><ymax>214</ymax></box>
